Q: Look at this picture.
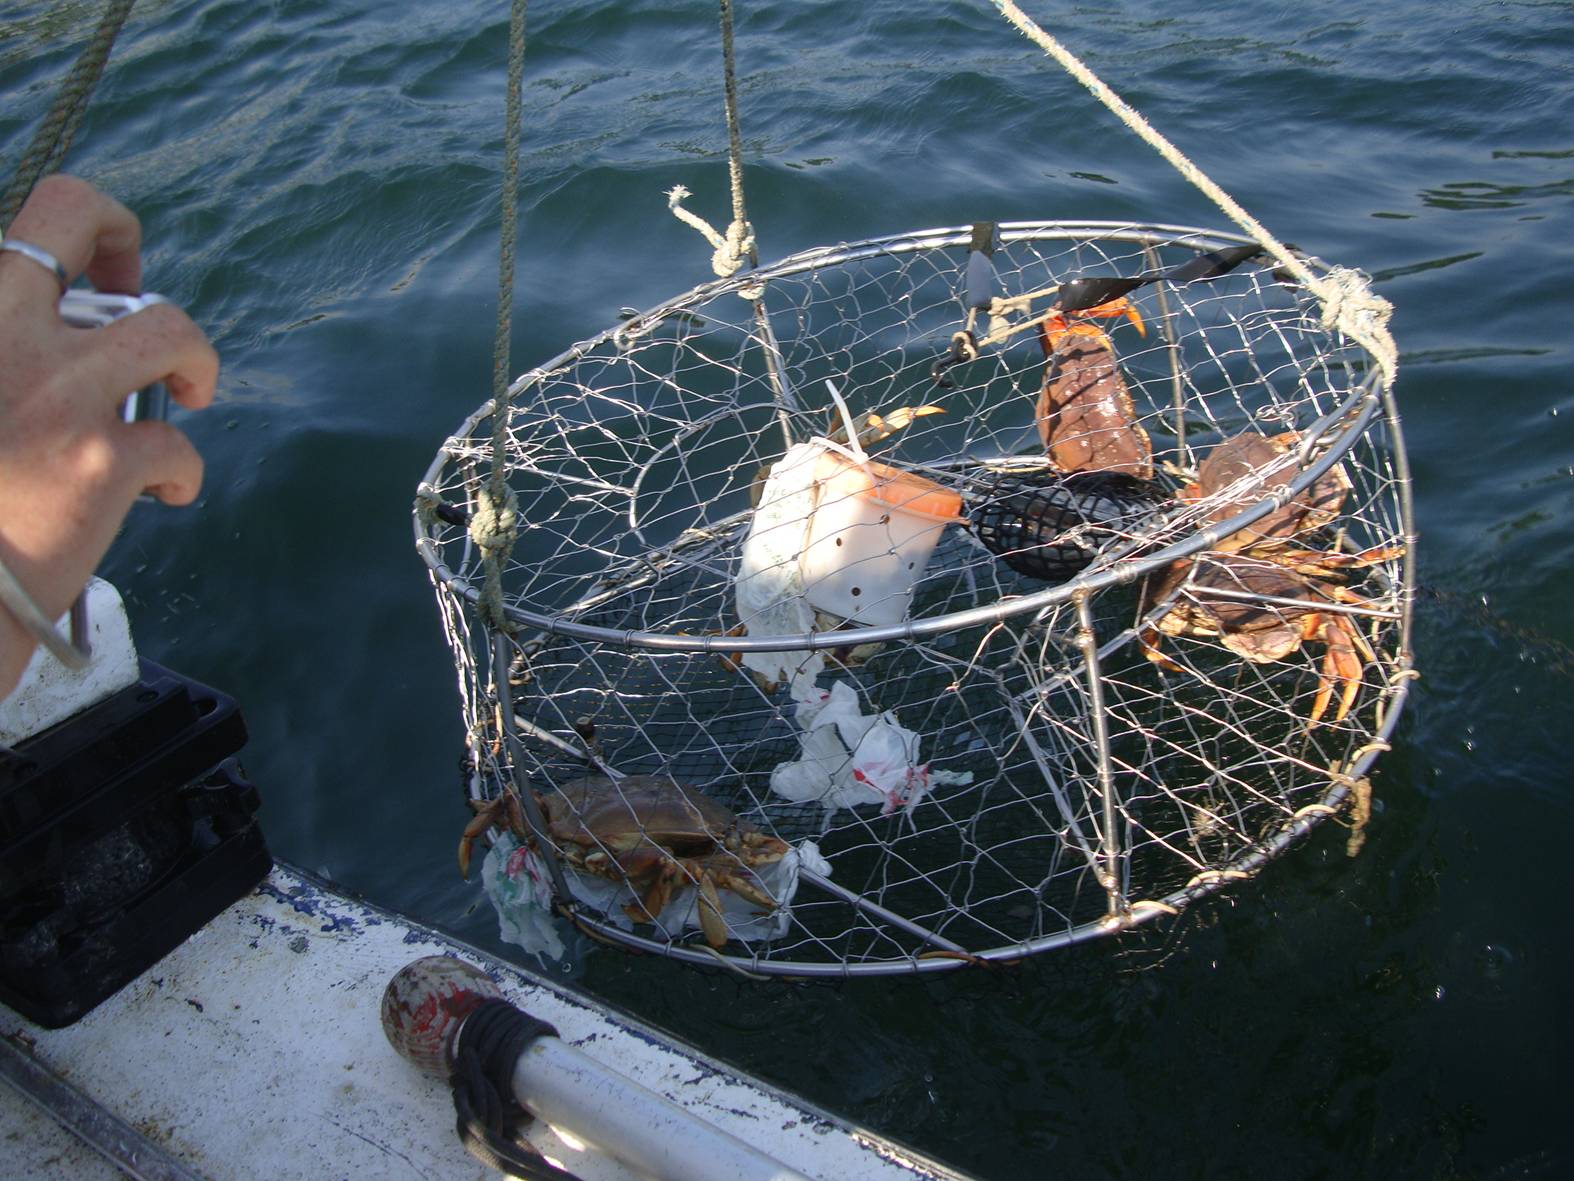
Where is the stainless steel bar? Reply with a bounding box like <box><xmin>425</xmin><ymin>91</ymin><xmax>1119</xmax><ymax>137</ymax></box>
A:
<box><xmin>0</xmin><ymin>1035</ymin><xmax>205</xmax><ymax>1181</ymax></box>
<box><xmin>797</xmin><ymin>869</ymin><xmax>971</xmax><ymax>955</ymax></box>
<box><xmin>1075</xmin><ymin>591</ymin><xmax>1124</xmax><ymax>919</ymax></box>
<box><xmin>492</xmin><ymin>631</ymin><xmax>574</xmax><ymax>902</ymax></box>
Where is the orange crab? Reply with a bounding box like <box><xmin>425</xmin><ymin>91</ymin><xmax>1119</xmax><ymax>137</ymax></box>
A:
<box><xmin>1140</xmin><ymin>547</ymin><xmax>1396</xmax><ymax>725</ymax></box>
<box><xmin>1035</xmin><ymin>297</ymin><xmax>1151</xmax><ymax>479</ymax></box>
<box><xmin>1141</xmin><ymin>430</ymin><xmax>1402</xmax><ymax>725</ymax></box>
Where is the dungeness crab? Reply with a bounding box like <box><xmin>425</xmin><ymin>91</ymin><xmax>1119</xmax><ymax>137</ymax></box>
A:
<box><xmin>1036</xmin><ymin>296</ymin><xmax>1151</xmax><ymax>479</ymax></box>
<box><xmin>1179</xmin><ymin>430</ymin><xmax>1348</xmax><ymax>552</ymax></box>
<box><xmin>1141</xmin><ymin>430</ymin><xmax>1402</xmax><ymax>725</ymax></box>
<box><xmin>461</xmin><ymin>775</ymin><xmax>789</xmax><ymax>949</ymax></box>
<box><xmin>1140</xmin><ymin>548</ymin><xmax>1395</xmax><ymax>725</ymax></box>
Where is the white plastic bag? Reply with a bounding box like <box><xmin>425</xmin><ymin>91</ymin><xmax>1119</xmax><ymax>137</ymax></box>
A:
<box><xmin>485</xmin><ymin>830</ymin><xmax>823</xmax><ymax>948</ymax></box>
<box><xmin>770</xmin><ymin>680</ymin><xmax>973</xmax><ymax>815</ymax></box>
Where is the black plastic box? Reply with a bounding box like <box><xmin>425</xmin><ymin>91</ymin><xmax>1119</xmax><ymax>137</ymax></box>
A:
<box><xmin>0</xmin><ymin>661</ymin><xmax>272</xmax><ymax>1028</ymax></box>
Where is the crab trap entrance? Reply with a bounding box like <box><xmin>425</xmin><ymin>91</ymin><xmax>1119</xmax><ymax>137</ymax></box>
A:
<box><xmin>415</xmin><ymin>222</ymin><xmax>1414</xmax><ymax>977</ymax></box>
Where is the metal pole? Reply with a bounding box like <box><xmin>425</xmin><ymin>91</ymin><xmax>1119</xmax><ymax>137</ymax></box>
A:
<box><xmin>511</xmin><ymin>1036</ymin><xmax>814</xmax><ymax>1181</ymax></box>
<box><xmin>1143</xmin><ymin>242</ymin><xmax>1190</xmax><ymax>464</ymax></box>
<box><xmin>1075</xmin><ymin>591</ymin><xmax>1124</xmax><ymax>919</ymax></box>
<box><xmin>383</xmin><ymin>957</ymin><xmax>812</xmax><ymax>1181</ymax></box>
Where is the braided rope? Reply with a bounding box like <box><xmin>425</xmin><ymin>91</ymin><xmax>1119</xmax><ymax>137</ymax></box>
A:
<box><xmin>989</xmin><ymin>0</ymin><xmax>1398</xmax><ymax>391</ymax></box>
<box><xmin>0</xmin><ymin>0</ymin><xmax>137</xmax><ymax>671</ymax></box>
<box><xmin>718</xmin><ymin>0</ymin><xmax>757</xmax><ymax>272</ymax></box>
<box><xmin>0</xmin><ymin>0</ymin><xmax>137</xmax><ymax>229</ymax></box>
<box><xmin>664</xmin><ymin>1</ymin><xmax>759</xmax><ymax>289</ymax></box>
<box><xmin>475</xmin><ymin>0</ymin><xmax>528</xmax><ymax>631</ymax></box>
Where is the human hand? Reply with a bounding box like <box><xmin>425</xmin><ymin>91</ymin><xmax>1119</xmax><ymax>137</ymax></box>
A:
<box><xmin>0</xmin><ymin>175</ymin><xmax>219</xmax><ymax>698</ymax></box>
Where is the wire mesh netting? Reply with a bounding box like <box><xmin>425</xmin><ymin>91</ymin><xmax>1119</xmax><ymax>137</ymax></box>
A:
<box><xmin>415</xmin><ymin>221</ymin><xmax>1415</xmax><ymax>977</ymax></box>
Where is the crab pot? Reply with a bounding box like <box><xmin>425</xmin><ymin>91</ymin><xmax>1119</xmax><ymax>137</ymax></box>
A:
<box><xmin>800</xmin><ymin>451</ymin><xmax>961</xmax><ymax>628</ymax></box>
<box><xmin>416</xmin><ymin>222</ymin><xmax>1416</xmax><ymax>978</ymax></box>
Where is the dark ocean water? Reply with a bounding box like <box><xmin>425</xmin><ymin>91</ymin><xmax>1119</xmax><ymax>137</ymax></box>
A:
<box><xmin>4</xmin><ymin>2</ymin><xmax>1572</xmax><ymax>1177</ymax></box>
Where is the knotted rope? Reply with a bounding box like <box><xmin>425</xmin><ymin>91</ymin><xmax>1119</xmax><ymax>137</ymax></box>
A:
<box><xmin>990</xmin><ymin>0</ymin><xmax>1398</xmax><ymax>392</ymax></box>
<box><xmin>449</xmin><ymin>999</ymin><xmax>581</xmax><ymax>1181</ymax></box>
<box><xmin>666</xmin><ymin>0</ymin><xmax>761</xmax><ymax>293</ymax></box>
<box><xmin>475</xmin><ymin>0</ymin><xmax>529</xmax><ymax>633</ymax></box>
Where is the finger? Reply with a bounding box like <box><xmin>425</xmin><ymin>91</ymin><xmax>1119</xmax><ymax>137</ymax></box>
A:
<box><xmin>84</xmin><ymin>301</ymin><xmax>219</xmax><ymax>412</ymax></box>
<box><xmin>119</xmin><ymin>419</ymin><xmax>205</xmax><ymax>505</ymax></box>
<box><xmin>5</xmin><ymin>174</ymin><xmax>142</xmax><ymax>294</ymax></box>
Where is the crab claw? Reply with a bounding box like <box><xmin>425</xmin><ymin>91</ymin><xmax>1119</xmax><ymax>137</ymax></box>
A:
<box><xmin>1039</xmin><ymin>296</ymin><xmax>1146</xmax><ymax>350</ymax></box>
<box><xmin>694</xmin><ymin>873</ymin><xmax>730</xmax><ymax>949</ymax></box>
<box><xmin>458</xmin><ymin>796</ymin><xmax>508</xmax><ymax>879</ymax></box>
<box><xmin>1305</xmin><ymin>610</ymin><xmax>1376</xmax><ymax>727</ymax></box>
<box><xmin>1090</xmin><ymin>296</ymin><xmax>1146</xmax><ymax>337</ymax></box>
<box><xmin>1138</xmin><ymin>625</ymin><xmax>1186</xmax><ymax>674</ymax></box>
<box><xmin>826</xmin><ymin>404</ymin><xmax>946</xmax><ymax>450</ymax></box>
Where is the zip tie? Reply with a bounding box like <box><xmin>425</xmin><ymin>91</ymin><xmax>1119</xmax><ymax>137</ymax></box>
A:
<box><xmin>1291</xmin><ymin>803</ymin><xmax>1338</xmax><ymax>821</ymax></box>
<box><xmin>1128</xmin><ymin>899</ymin><xmax>1180</xmax><ymax>918</ymax></box>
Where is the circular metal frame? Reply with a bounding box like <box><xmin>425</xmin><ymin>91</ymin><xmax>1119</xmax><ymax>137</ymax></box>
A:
<box><xmin>417</xmin><ymin>221</ymin><xmax>1416</xmax><ymax>977</ymax></box>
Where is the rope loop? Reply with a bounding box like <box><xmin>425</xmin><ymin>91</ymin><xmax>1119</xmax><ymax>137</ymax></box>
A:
<box><xmin>666</xmin><ymin>184</ymin><xmax>759</xmax><ymax>285</ymax></box>
<box><xmin>1315</xmin><ymin>265</ymin><xmax>1398</xmax><ymax>386</ymax></box>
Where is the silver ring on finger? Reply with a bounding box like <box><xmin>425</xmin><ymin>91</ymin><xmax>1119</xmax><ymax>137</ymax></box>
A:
<box><xmin>0</xmin><ymin>238</ymin><xmax>69</xmax><ymax>295</ymax></box>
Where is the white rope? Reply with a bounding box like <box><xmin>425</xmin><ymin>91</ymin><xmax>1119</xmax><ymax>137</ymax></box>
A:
<box><xmin>665</xmin><ymin>183</ymin><xmax>755</xmax><ymax>279</ymax></box>
<box><xmin>990</xmin><ymin>0</ymin><xmax>1398</xmax><ymax>391</ymax></box>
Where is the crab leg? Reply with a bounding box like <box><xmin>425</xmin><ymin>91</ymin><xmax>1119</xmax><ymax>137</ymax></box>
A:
<box><xmin>693</xmin><ymin>873</ymin><xmax>730</xmax><ymax>949</ymax></box>
<box><xmin>825</xmin><ymin>404</ymin><xmax>946</xmax><ymax>449</ymax></box>
<box><xmin>457</xmin><ymin>798</ymin><xmax>504</xmax><ymax>880</ymax></box>
<box><xmin>458</xmin><ymin>792</ymin><xmax>527</xmax><ymax>879</ymax></box>
<box><xmin>1305</xmin><ymin>613</ymin><xmax>1373</xmax><ymax>726</ymax></box>
<box><xmin>1258</xmin><ymin>543</ymin><xmax>1405</xmax><ymax>578</ymax></box>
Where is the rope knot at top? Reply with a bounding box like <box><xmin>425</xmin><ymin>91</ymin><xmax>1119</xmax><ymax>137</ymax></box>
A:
<box><xmin>1316</xmin><ymin>266</ymin><xmax>1399</xmax><ymax>388</ymax></box>
<box><xmin>469</xmin><ymin>483</ymin><xmax>520</xmax><ymax>560</ymax></box>
<box><xmin>666</xmin><ymin>185</ymin><xmax>760</xmax><ymax>293</ymax></box>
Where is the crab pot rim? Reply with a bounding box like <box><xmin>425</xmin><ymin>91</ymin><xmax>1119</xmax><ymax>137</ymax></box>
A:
<box><xmin>415</xmin><ymin>222</ymin><xmax>1391</xmax><ymax>655</ymax></box>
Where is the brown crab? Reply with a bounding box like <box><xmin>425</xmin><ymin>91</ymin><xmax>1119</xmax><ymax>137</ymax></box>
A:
<box><xmin>1035</xmin><ymin>297</ymin><xmax>1152</xmax><ymax>479</ymax></box>
<box><xmin>1140</xmin><ymin>548</ymin><xmax>1396</xmax><ymax>725</ymax></box>
<box><xmin>541</xmin><ymin>774</ymin><xmax>788</xmax><ymax>949</ymax></box>
<box><xmin>1140</xmin><ymin>429</ymin><xmax>1403</xmax><ymax>725</ymax></box>
<box><xmin>1180</xmin><ymin>430</ymin><xmax>1349</xmax><ymax>552</ymax></box>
